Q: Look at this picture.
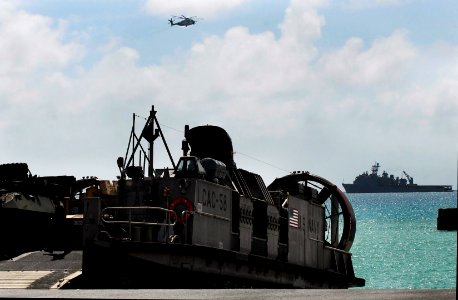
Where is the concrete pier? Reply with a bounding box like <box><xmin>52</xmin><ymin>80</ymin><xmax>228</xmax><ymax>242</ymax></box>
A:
<box><xmin>0</xmin><ymin>251</ymin><xmax>455</xmax><ymax>299</ymax></box>
<box><xmin>0</xmin><ymin>288</ymin><xmax>456</xmax><ymax>300</ymax></box>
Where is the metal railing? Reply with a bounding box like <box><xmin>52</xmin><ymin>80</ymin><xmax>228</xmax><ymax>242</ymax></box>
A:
<box><xmin>324</xmin><ymin>245</ymin><xmax>354</xmax><ymax>278</ymax></box>
<box><xmin>99</xmin><ymin>206</ymin><xmax>231</xmax><ymax>243</ymax></box>
<box><xmin>101</xmin><ymin>206</ymin><xmax>176</xmax><ymax>240</ymax></box>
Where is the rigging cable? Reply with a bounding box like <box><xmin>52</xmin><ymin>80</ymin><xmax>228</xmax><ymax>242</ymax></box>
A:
<box><xmin>133</xmin><ymin>113</ymin><xmax>291</xmax><ymax>174</ymax></box>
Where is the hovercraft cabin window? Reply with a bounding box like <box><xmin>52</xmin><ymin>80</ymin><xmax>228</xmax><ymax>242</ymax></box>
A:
<box><xmin>175</xmin><ymin>157</ymin><xmax>205</xmax><ymax>178</ymax></box>
<box><xmin>176</xmin><ymin>157</ymin><xmax>196</xmax><ymax>172</ymax></box>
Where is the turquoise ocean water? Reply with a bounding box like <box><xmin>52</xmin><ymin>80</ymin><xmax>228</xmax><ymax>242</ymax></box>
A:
<box><xmin>349</xmin><ymin>191</ymin><xmax>457</xmax><ymax>289</ymax></box>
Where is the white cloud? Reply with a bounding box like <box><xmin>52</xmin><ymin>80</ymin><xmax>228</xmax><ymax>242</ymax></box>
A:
<box><xmin>318</xmin><ymin>30</ymin><xmax>417</xmax><ymax>86</ymax></box>
<box><xmin>0</xmin><ymin>0</ymin><xmax>85</xmax><ymax>120</ymax></box>
<box><xmin>0</xmin><ymin>0</ymin><xmax>457</xmax><ymax>188</ymax></box>
<box><xmin>0</xmin><ymin>4</ymin><xmax>83</xmax><ymax>76</ymax></box>
<box><xmin>143</xmin><ymin>0</ymin><xmax>248</xmax><ymax>18</ymax></box>
<box><xmin>279</xmin><ymin>0</ymin><xmax>326</xmax><ymax>59</ymax></box>
<box><xmin>342</xmin><ymin>0</ymin><xmax>411</xmax><ymax>9</ymax></box>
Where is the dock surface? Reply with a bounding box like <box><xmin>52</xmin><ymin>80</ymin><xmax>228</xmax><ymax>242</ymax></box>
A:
<box><xmin>0</xmin><ymin>288</ymin><xmax>456</xmax><ymax>299</ymax></box>
<box><xmin>0</xmin><ymin>251</ymin><xmax>82</xmax><ymax>289</ymax></box>
<box><xmin>0</xmin><ymin>251</ymin><xmax>455</xmax><ymax>299</ymax></box>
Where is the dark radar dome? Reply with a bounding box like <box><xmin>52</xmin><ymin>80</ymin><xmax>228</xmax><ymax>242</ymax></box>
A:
<box><xmin>186</xmin><ymin>125</ymin><xmax>235</xmax><ymax>168</ymax></box>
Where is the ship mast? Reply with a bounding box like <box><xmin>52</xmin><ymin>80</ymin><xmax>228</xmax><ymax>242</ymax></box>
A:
<box><xmin>371</xmin><ymin>162</ymin><xmax>380</xmax><ymax>175</ymax></box>
<box><xmin>120</xmin><ymin>105</ymin><xmax>176</xmax><ymax>179</ymax></box>
<box><xmin>145</xmin><ymin>105</ymin><xmax>176</xmax><ymax>176</ymax></box>
<box><xmin>148</xmin><ymin>107</ymin><xmax>156</xmax><ymax>177</ymax></box>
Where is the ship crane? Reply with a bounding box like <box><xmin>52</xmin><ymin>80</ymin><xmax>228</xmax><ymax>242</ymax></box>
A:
<box><xmin>403</xmin><ymin>171</ymin><xmax>414</xmax><ymax>185</ymax></box>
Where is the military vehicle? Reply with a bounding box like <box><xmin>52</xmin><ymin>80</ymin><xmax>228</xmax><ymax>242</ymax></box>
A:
<box><xmin>0</xmin><ymin>163</ymin><xmax>104</xmax><ymax>259</ymax></box>
<box><xmin>0</xmin><ymin>163</ymin><xmax>75</xmax><ymax>258</ymax></box>
<box><xmin>81</xmin><ymin>106</ymin><xmax>365</xmax><ymax>288</ymax></box>
<box><xmin>168</xmin><ymin>15</ymin><xmax>199</xmax><ymax>27</ymax></box>
<box><xmin>343</xmin><ymin>162</ymin><xmax>452</xmax><ymax>193</ymax></box>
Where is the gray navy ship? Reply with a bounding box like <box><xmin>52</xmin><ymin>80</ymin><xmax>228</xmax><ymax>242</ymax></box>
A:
<box><xmin>342</xmin><ymin>162</ymin><xmax>452</xmax><ymax>193</ymax></box>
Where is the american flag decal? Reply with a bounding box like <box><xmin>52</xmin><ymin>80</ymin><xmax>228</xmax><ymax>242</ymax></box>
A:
<box><xmin>289</xmin><ymin>208</ymin><xmax>300</xmax><ymax>228</ymax></box>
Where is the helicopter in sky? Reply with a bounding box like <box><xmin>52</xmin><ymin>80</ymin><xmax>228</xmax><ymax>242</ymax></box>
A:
<box><xmin>168</xmin><ymin>15</ymin><xmax>199</xmax><ymax>27</ymax></box>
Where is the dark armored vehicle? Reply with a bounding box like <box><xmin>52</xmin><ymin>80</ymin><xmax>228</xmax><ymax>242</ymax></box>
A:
<box><xmin>82</xmin><ymin>106</ymin><xmax>364</xmax><ymax>288</ymax></box>
<box><xmin>0</xmin><ymin>163</ymin><xmax>107</xmax><ymax>259</ymax></box>
<box><xmin>0</xmin><ymin>163</ymin><xmax>78</xmax><ymax>259</ymax></box>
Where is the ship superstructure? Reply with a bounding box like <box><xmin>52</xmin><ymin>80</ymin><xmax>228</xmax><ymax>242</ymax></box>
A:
<box><xmin>343</xmin><ymin>162</ymin><xmax>452</xmax><ymax>193</ymax></box>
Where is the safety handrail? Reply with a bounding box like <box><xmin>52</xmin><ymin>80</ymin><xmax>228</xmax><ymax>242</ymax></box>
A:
<box><xmin>192</xmin><ymin>210</ymin><xmax>230</xmax><ymax>221</ymax></box>
<box><xmin>324</xmin><ymin>245</ymin><xmax>351</xmax><ymax>255</ymax></box>
<box><xmin>101</xmin><ymin>206</ymin><xmax>176</xmax><ymax>227</ymax></box>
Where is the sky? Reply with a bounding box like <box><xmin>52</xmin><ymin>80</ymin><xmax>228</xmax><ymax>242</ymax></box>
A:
<box><xmin>1</xmin><ymin>0</ymin><xmax>457</xmax><ymax>190</ymax></box>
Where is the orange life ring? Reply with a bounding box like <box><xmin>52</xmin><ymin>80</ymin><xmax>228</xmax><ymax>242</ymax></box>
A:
<box><xmin>168</xmin><ymin>197</ymin><xmax>193</xmax><ymax>222</ymax></box>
